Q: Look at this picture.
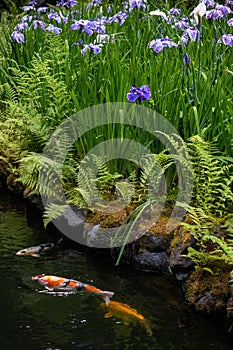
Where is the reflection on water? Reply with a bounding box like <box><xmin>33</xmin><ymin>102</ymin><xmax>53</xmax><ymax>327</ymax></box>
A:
<box><xmin>0</xmin><ymin>187</ymin><xmax>233</xmax><ymax>350</ymax></box>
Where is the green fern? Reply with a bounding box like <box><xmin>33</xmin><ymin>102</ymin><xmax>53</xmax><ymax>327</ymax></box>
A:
<box><xmin>66</xmin><ymin>155</ymin><xmax>123</xmax><ymax>208</ymax></box>
<box><xmin>202</xmin><ymin>235</ymin><xmax>233</xmax><ymax>263</ymax></box>
<box><xmin>19</xmin><ymin>152</ymin><xmax>65</xmax><ymax>200</ymax></box>
<box><xmin>43</xmin><ymin>203</ymin><xmax>68</xmax><ymax>228</ymax></box>
<box><xmin>92</xmin><ymin>154</ymin><xmax>122</xmax><ymax>193</ymax></box>
<box><xmin>4</xmin><ymin>51</ymin><xmax>72</xmax><ymax>129</ymax></box>
<box><xmin>140</xmin><ymin>153</ymin><xmax>172</xmax><ymax>196</ymax></box>
<box><xmin>188</xmin><ymin>135</ymin><xmax>233</xmax><ymax>216</ymax></box>
<box><xmin>185</xmin><ymin>246</ymin><xmax>231</xmax><ymax>272</ymax></box>
<box><xmin>182</xmin><ymin>136</ymin><xmax>233</xmax><ymax>272</ymax></box>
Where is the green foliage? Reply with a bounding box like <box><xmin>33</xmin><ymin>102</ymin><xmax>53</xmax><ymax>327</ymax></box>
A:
<box><xmin>114</xmin><ymin>200</ymin><xmax>152</xmax><ymax>265</ymax></box>
<box><xmin>19</xmin><ymin>152</ymin><xmax>66</xmax><ymax>199</ymax></box>
<box><xmin>0</xmin><ymin>1</ymin><xmax>232</xmax><ymax>157</ymax></box>
<box><xmin>187</xmin><ymin>135</ymin><xmax>233</xmax><ymax>216</ymax></box>
<box><xmin>4</xmin><ymin>55</ymin><xmax>72</xmax><ymax>128</ymax></box>
<box><xmin>185</xmin><ymin>246</ymin><xmax>232</xmax><ymax>272</ymax></box>
<box><xmin>0</xmin><ymin>0</ymin><xmax>232</xmax><ymax>273</ymax></box>
<box><xmin>43</xmin><ymin>203</ymin><xmax>68</xmax><ymax>228</ymax></box>
<box><xmin>182</xmin><ymin>136</ymin><xmax>233</xmax><ymax>272</ymax></box>
<box><xmin>65</xmin><ymin>155</ymin><xmax>123</xmax><ymax>208</ymax></box>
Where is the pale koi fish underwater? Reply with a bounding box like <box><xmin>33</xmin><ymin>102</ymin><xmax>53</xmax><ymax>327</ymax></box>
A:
<box><xmin>16</xmin><ymin>238</ymin><xmax>63</xmax><ymax>257</ymax></box>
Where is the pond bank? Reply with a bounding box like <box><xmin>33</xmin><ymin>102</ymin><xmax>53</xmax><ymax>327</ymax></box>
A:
<box><xmin>2</xmin><ymin>187</ymin><xmax>233</xmax><ymax>350</ymax></box>
<box><xmin>21</xmin><ymin>187</ymin><xmax>233</xmax><ymax>320</ymax></box>
<box><xmin>1</xmin><ymin>169</ymin><xmax>233</xmax><ymax>319</ymax></box>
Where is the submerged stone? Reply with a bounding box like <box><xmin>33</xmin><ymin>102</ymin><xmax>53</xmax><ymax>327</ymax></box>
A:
<box><xmin>133</xmin><ymin>251</ymin><xmax>171</xmax><ymax>275</ymax></box>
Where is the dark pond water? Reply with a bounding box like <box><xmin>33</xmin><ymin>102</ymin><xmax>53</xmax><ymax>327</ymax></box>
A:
<box><xmin>0</xmin><ymin>187</ymin><xmax>233</xmax><ymax>350</ymax></box>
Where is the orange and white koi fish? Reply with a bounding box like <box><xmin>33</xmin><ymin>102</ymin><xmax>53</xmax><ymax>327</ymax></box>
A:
<box><xmin>100</xmin><ymin>300</ymin><xmax>152</xmax><ymax>336</ymax></box>
<box><xmin>31</xmin><ymin>274</ymin><xmax>114</xmax><ymax>305</ymax></box>
<box><xmin>16</xmin><ymin>238</ymin><xmax>63</xmax><ymax>258</ymax></box>
<box><xmin>31</xmin><ymin>274</ymin><xmax>85</xmax><ymax>290</ymax></box>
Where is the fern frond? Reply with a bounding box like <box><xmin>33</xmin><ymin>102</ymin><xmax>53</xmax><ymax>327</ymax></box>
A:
<box><xmin>186</xmin><ymin>246</ymin><xmax>231</xmax><ymax>268</ymax></box>
<box><xmin>19</xmin><ymin>152</ymin><xmax>65</xmax><ymax>200</ymax></box>
<box><xmin>187</xmin><ymin>135</ymin><xmax>233</xmax><ymax>216</ymax></box>
<box><xmin>43</xmin><ymin>203</ymin><xmax>68</xmax><ymax>228</ymax></box>
<box><xmin>202</xmin><ymin>235</ymin><xmax>233</xmax><ymax>264</ymax></box>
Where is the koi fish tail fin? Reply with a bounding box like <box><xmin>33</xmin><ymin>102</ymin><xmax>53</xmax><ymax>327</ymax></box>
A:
<box><xmin>84</xmin><ymin>284</ymin><xmax>114</xmax><ymax>305</ymax></box>
<box><xmin>143</xmin><ymin>319</ymin><xmax>153</xmax><ymax>336</ymax></box>
<box><xmin>99</xmin><ymin>291</ymin><xmax>115</xmax><ymax>306</ymax></box>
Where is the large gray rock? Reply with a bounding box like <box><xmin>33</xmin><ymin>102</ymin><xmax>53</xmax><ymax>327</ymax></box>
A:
<box><xmin>26</xmin><ymin>193</ymin><xmax>44</xmax><ymax>211</ymax></box>
<box><xmin>169</xmin><ymin>233</ymin><xmax>196</xmax><ymax>280</ymax></box>
<box><xmin>133</xmin><ymin>251</ymin><xmax>171</xmax><ymax>275</ymax></box>
<box><xmin>139</xmin><ymin>234</ymin><xmax>168</xmax><ymax>252</ymax></box>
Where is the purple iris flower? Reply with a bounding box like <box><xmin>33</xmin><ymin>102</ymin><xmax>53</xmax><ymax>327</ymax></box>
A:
<box><xmin>32</xmin><ymin>20</ymin><xmax>46</xmax><ymax>30</ymax></box>
<box><xmin>174</xmin><ymin>17</ymin><xmax>191</xmax><ymax>30</ymax></box>
<box><xmin>169</xmin><ymin>8</ymin><xmax>181</xmax><ymax>16</ymax></box>
<box><xmin>47</xmin><ymin>12</ymin><xmax>68</xmax><ymax>25</ymax></box>
<box><xmin>149</xmin><ymin>39</ymin><xmax>163</xmax><ymax>53</ymax></box>
<box><xmin>91</xmin><ymin>18</ymin><xmax>107</xmax><ymax>34</ymax></box>
<box><xmin>215</xmin><ymin>4</ymin><xmax>232</xmax><ymax>16</ymax></box>
<box><xmin>127</xmin><ymin>85</ymin><xmax>151</xmax><ymax>103</ymax></box>
<box><xmin>227</xmin><ymin>18</ymin><xmax>233</xmax><ymax>26</ymax></box>
<box><xmin>10</xmin><ymin>30</ymin><xmax>25</xmax><ymax>43</ymax></box>
<box><xmin>87</xmin><ymin>0</ymin><xmax>102</xmax><ymax>8</ymax></box>
<box><xmin>184</xmin><ymin>52</ymin><xmax>191</xmax><ymax>66</ymax></box>
<box><xmin>81</xmin><ymin>43</ymin><xmax>102</xmax><ymax>54</ymax></box>
<box><xmin>107</xmin><ymin>12</ymin><xmax>129</xmax><ymax>26</ymax></box>
<box><xmin>206</xmin><ymin>4</ymin><xmax>232</xmax><ymax>19</ymax></box>
<box><xmin>70</xmin><ymin>20</ymin><xmax>95</xmax><ymax>36</ymax></box>
<box><xmin>124</xmin><ymin>0</ymin><xmax>147</xmax><ymax>12</ymax></box>
<box><xmin>21</xmin><ymin>15</ymin><xmax>33</xmax><ymax>23</ymax></box>
<box><xmin>15</xmin><ymin>22</ymin><xmax>29</xmax><ymax>31</ymax></box>
<box><xmin>202</xmin><ymin>0</ymin><xmax>215</xmax><ymax>7</ymax></box>
<box><xmin>48</xmin><ymin>12</ymin><xmax>62</xmax><ymax>24</ymax></box>
<box><xmin>149</xmin><ymin>37</ymin><xmax>178</xmax><ymax>53</ymax></box>
<box><xmin>205</xmin><ymin>10</ymin><xmax>215</xmax><ymax>19</ymax></box>
<box><xmin>23</xmin><ymin>5</ymin><xmax>35</xmax><ymax>12</ymax></box>
<box><xmin>57</xmin><ymin>0</ymin><xmax>77</xmax><ymax>8</ymax></box>
<box><xmin>184</xmin><ymin>27</ymin><xmax>200</xmax><ymax>41</ymax></box>
<box><xmin>218</xmin><ymin>34</ymin><xmax>233</xmax><ymax>47</ymax></box>
<box><xmin>181</xmin><ymin>27</ymin><xmax>200</xmax><ymax>46</ymax></box>
<box><xmin>107</xmin><ymin>5</ymin><xmax>112</xmax><ymax>13</ymax></box>
<box><xmin>46</xmin><ymin>24</ymin><xmax>62</xmax><ymax>35</ymax></box>
<box><xmin>72</xmin><ymin>39</ymin><xmax>84</xmax><ymax>46</ymax></box>
<box><xmin>37</xmin><ymin>7</ymin><xmax>48</xmax><ymax>13</ymax></box>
